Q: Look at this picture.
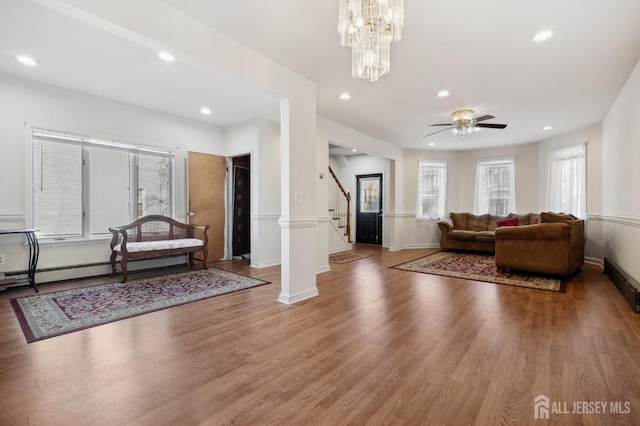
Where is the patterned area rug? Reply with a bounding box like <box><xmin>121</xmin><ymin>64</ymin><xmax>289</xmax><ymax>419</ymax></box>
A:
<box><xmin>11</xmin><ymin>268</ymin><xmax>270</xmax><ymax>343</ymax></box>
<box><xmin>392</xmin><ymin>251</ymin><xmax>563</xmax><ymax>292</ymax></box>
<box><xmin>329</xmin><ymin>252</ymin><xmax>371</xmax><ymax>264</ymax></box>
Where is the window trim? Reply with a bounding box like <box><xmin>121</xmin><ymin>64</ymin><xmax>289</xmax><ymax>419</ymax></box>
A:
<box><xmin>25</xmin><ymin>124</ymin><xmax>175</xmax><ymax>241</ymax></box>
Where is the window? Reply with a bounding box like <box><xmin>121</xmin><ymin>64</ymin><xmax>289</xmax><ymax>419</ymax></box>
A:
<box><xmin>474</xmin><ymin>157</ymin><xmax>515</xmax><ymax>215</ymax></box>
<box><xmin>417</xmin><ymin>161</ymin><xmax>447</xmax><ymax>219</ymax></box>
<box><xmin>30</xmin><ymin>128</ymin><xmax>174</xmax><ymax>239</ymax></box>
<box><xmin>548</xmin><ymin>144</ymin><xmax>586</xmax><ymax>218</ymax></box>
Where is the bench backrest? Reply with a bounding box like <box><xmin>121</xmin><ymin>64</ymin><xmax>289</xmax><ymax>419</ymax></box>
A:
<box><xmin>111</xmin><ymin>215</ymin><xmax>193</xmax><ymax>243</ymax></box>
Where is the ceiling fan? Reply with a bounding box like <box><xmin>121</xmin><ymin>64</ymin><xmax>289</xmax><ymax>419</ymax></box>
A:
<box><xmin>424</xmin><ymin>109</ymin><xmax>507</xmax><ymax>140</ymax></box>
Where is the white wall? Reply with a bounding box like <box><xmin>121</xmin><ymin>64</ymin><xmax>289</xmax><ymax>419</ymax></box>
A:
<box><xmin>0</xmin><ymin>72</ymin><xmax>224</xmax><ymax>282</ymax></box>
<box><xmin>400</xmin><ymin>143</ymin><xmax>539</xmax><ymax>250</ymax></box>
<box><xmin>224</xmin><ymin>119</ymin><xmax>282</xmax><ymax>269</ymax></box>
<box><xmin>599</xmin><ymin>57</ymin><xmax>640</xmax><ymax>280</ymax></box>
<box><xmin>224</xmin><ymin>119</ymin><xmax>280</xmax><ymax>268</ymax></box>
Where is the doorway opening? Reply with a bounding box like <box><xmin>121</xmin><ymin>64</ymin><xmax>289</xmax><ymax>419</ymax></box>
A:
<box><xmin>232</xmin><ymin>155</ymin><xmax>251</xmax><ymax>261</ymax></box>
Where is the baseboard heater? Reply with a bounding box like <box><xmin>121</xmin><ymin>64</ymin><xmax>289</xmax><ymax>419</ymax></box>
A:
<box><xmin>604</xmin><ymin>257</ymin><xmax>640</xmax><ymax>314</ymax></box>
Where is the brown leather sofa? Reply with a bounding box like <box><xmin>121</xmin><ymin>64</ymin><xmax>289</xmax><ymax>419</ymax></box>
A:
<box><xmin>437</xmin><ymin>212</ymin><xmax>540</xmax><ymax>253</ymax></box>
<box><xmin>495</xmin><ymin>212</ymin><xmax>585</xmax><ymax>277</ymax></box>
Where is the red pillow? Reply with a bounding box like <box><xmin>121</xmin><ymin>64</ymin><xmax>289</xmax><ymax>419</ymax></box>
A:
<box><xmin>497</xmin><ymin>217</ymin><xmax>519</xmax><ymax>227</ymax></box>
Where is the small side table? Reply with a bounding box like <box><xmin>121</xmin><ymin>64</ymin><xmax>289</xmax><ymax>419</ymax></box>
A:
<box><xmin>0</xmin><ymin>229</ymin><xmax>39</xmax><ymax>292</ymax></box>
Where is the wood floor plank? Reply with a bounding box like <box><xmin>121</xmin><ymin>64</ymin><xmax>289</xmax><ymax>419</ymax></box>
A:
<box><xmin>1</xmin><ymin>246</ymin><xmax>639</xmax><ymax>425</ymax></box>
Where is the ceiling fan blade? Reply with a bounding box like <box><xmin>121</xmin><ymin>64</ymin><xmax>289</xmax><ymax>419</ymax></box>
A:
<box><xmin>429</xmin><ymin>123</ymin><xmax>453</xmax><ymax>127</ymax></box>
<box><xmin>476</xmin><ymin>123</ymin><xmax>507</xmax><ymax>129</ymax></box>
<box><xmin>424</xmin><ymin>127</ymin><xmax>453</xmax><ymax>137</ymax></box>
<box><xmin>474</xmin><ymin>115</ymin><xmax>495</xmax><ymax>123</ymax></box>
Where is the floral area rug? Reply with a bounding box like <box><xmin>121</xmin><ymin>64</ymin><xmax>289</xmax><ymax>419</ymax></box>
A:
<box><xmin>392</xmin><ymin>251</ymin><xmax>564</xmax><ymax>292</ymax></box>
<box><xmin>329</xmin><ymin>251</ymin><xmax>371</xmax><ymax>264</ymax></box>
<box><xmin>11</xmin><ymin>268</ymin><xmax>270</xmax><ymax>343</ymax></box>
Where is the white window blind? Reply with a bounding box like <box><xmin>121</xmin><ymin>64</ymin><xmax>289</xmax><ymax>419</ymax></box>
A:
<box><xmin>31</xmin><ymin>128</ymin><xmax>174</xmax><ymax>239</ymax></box>
<box><xmin>474</xmin><ymin>157</ymin><xmax>515</xmax><ymax>215</ymax></box>
<box><xmin>33</xmin><ymin>140</ymin><xmax>83</xmax><ymax>237</ymax></box>
<box><xmin>417</xmin><ymin>161</ymin><xmax>447</xmax><ymax>219</ymax></box>
<box><xmin>548</xmin><ymin>144</ymin><xmax>586</xmax><ymax>218</ymax></box>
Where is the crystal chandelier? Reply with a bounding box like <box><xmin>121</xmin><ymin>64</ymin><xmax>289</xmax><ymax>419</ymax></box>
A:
<box><xmin>451</xmin><ymin>110</ymin><xmax>475</xmax><ymax>141</ymax></box>
<box><xmin>338</xmin><ymin>0</ymin><xmax>404</xmax><ymax>82</ymax></box>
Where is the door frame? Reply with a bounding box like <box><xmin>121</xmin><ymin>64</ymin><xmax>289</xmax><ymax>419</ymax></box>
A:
<box><xmin>226</xmin><ymin>154</ymin><xmax>253</xmax><ymax>261</ymax></box>
<box><xmin>355</xmin><ymin>173</ymin><xmax>383</xmax><ymax>245</ymax></box>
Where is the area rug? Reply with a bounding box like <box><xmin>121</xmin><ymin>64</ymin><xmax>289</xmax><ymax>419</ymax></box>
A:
<box><xmin>11</xmin><ymin>268</ymin><xmax>270</xmax><ymax>343</ymax></box>
<box><xmin>392</xmin><ymin>251</ymin><xmax>564</xmax><ymax>292</ymax></box>
<box><xmin>329</xmin><ymin>252</ymin><xmax>371</xmax><ymax>264</ymax></box>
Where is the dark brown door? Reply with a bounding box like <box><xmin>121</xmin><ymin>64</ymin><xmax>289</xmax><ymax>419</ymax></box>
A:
<box><xmin>188</xmin><ymin>151</ymin><xmax>227</xmax><ymax>261</ymax></box>
<box><xmin>356</xmin><ymin>173</ymin><xmax>383</xmax><ymax>245</ymax></box>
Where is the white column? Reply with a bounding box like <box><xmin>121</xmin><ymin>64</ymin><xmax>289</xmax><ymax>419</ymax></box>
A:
<box><xmin>278</xmin><ymin>98</ymin><xmax>318</xmax><ymax>304</ymax></box>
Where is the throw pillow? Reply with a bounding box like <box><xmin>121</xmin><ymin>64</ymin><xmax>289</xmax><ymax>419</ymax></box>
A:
<box><xmin>467</xmin><ymin>214</ymin><xmax>490</xmax><ymax>231</ymax></box>
<box><xmin>497</xmin><ymin>217</ymin><xmax>519</xmax><ymax>227</ymax></box>
<box><xmin>509</xmin><ymin>213</ymin><xmax>531</xmax><ymax>225</ymax></box>
<box><xmin>450</xmin><ymin>212</ymin><xmax>468</xmax><ymax>230</ymax></box>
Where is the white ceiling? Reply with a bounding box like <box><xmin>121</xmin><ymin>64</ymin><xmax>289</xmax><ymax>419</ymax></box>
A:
<box><xmin>2</xmin><ymin>0</ymin><xmax>640</xmax><ymax>152</ymax></box>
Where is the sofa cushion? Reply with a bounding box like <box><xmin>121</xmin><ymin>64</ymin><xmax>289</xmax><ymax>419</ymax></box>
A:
<box><xmin>475</xmin><ymin>231</ymin><xmax>496</xmax><ymax>242</ymax></box>
<box><xmin>497</xmin><ymin>217</ymin><xmax>519</xmax><ymax>227</ymax></box>
<box><xmin>488</xmin><ymin>215</ymin><xmax>504</xmax><ymax>231</ymax></box>
<box><xmin>113</xmin><ymin>238</ymin><xmax>204</xmax><ymax>253</ymax></box>
<box><xmin>450</xmin><ymin>212</ymin><xmax>468</xmax><ymax>230</ymax></box>
<box><xmin>448</xmin><ymin>230</ymin><xmax>478</xmax><ymax>241</ymax></box>
<box><xmin>509</xmin><ymin>213</ymin><xmax>532</xmax><ymax>225</ymax></box>
<box><xmin>541</xmin><ymin>212</ymin><xmax>577</xmax><ymax>223</ymax></box>
<box><xmin>467</xmin><ymin>214</ymin><xmax>490</xmax><ymax>231</ymax></box>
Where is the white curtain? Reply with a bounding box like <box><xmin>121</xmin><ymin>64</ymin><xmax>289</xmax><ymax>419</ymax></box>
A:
<box><xmin>548</xmin><ymin>144</ymin><xmax>586</xmax><ymax>218</ymax></box>
<box><xmin>474</xmin><ymin>158</ymin><xmax>515</xmax><ymax>215</ymax></box>
<box><xmin>417</xmin><ymin>161</ymin><xmax>446</xmax><ymax>219</ymax></box>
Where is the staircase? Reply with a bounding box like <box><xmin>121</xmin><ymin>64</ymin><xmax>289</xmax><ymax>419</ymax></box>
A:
<box><xmin>328</xmin><ymin>166</ymin><xmax>352</xmax><ymax>245</ymax></box>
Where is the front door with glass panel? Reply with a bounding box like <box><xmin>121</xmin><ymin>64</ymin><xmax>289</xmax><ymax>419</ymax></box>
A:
<box><xmin>356</xmin><ymin>174</ymin><xmax>383</xmax><ymax>245</ymax></box>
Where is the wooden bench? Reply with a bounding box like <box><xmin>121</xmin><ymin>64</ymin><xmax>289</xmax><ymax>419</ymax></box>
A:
<box><xmin>109</xmin><ymin>215</ymin><xmax>209</xmax><ymax>283</ymax></box>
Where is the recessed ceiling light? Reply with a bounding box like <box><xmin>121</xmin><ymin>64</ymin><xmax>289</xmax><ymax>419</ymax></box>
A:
<box><xmin>437</xmin><ymin>90</ymin><xmax>450</xmax><ymax>98</ymax></box>
<box><xmin>542</xmin><ymin>126</ymin><xmax>553</xmax><ymax>130</ymax></box>
<box><xmin>200</xmin><ymin>107</ymin><xmax>211</xmax><ymax>115</ymax></box>
<box><xmin>340</xmin><ymin>92</ymin><xmax>351</xmax><ymax>100</ymax></box>
<box><xmin>532</xmin><ymin>30</ymin><xmax>553</xmax><ymax>42</ymax></box>
<box><xmin>158</xmin><ymin>51</ymin><xmax>175</xmax><ymax>62</ymax></box>
<box><xmin>428</xmin><ymin>142</ymin><xmax>436</xmax><ymax>146</ymax></box>
<box><xmin>17</xmin><ymin>55</ymin><xmax>38</xmax><ymax>66</ymax></box>
<box><xmin>352</xmin><ymin>148</ymin><xmax>357</xmax><ymax>152</ymax></box>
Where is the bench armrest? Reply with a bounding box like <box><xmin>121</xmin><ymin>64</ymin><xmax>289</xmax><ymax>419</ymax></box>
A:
<box><xmin>191</xmin><ymin>224</ymin><xmax>209</xmax><ymax>246</ymax></box>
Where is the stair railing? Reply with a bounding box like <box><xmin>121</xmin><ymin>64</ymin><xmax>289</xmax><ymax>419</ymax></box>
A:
<box><xmin>328</xmin><ymin>166</ymin><xmax>352</xmax><ymax>243</ymax></box>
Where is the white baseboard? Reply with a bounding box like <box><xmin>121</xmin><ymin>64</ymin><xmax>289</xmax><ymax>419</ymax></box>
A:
<box><xmin>317</xmin><ymin>264</ymin><xmax>331</xmax><ymax>274</ymax></box>
<box><xmin>278</xmin><ymin>288</ymin><xmax>319</xmax><ymax>304</ymax></box>
<box><xmin>389</xmin><ymin>244</ymin><xmax>440</xmax><ymax>252</ymax></box>
<box><xmin>250</xmin><ymin>259</ymin><xmax>281</xmax><ymax>268</ymax></box>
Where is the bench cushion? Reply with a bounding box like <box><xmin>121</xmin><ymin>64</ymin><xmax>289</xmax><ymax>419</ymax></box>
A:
<box><xmin>113</xmin><ymin>238</ymin><xmax>204</xmax><ymax>253</ymax></box>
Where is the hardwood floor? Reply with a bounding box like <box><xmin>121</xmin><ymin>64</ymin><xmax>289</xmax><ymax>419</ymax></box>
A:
<box><xmin>1</xmin><ymin>245</ymin><xmax>639</xmax><ymax>425</ymax></box>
